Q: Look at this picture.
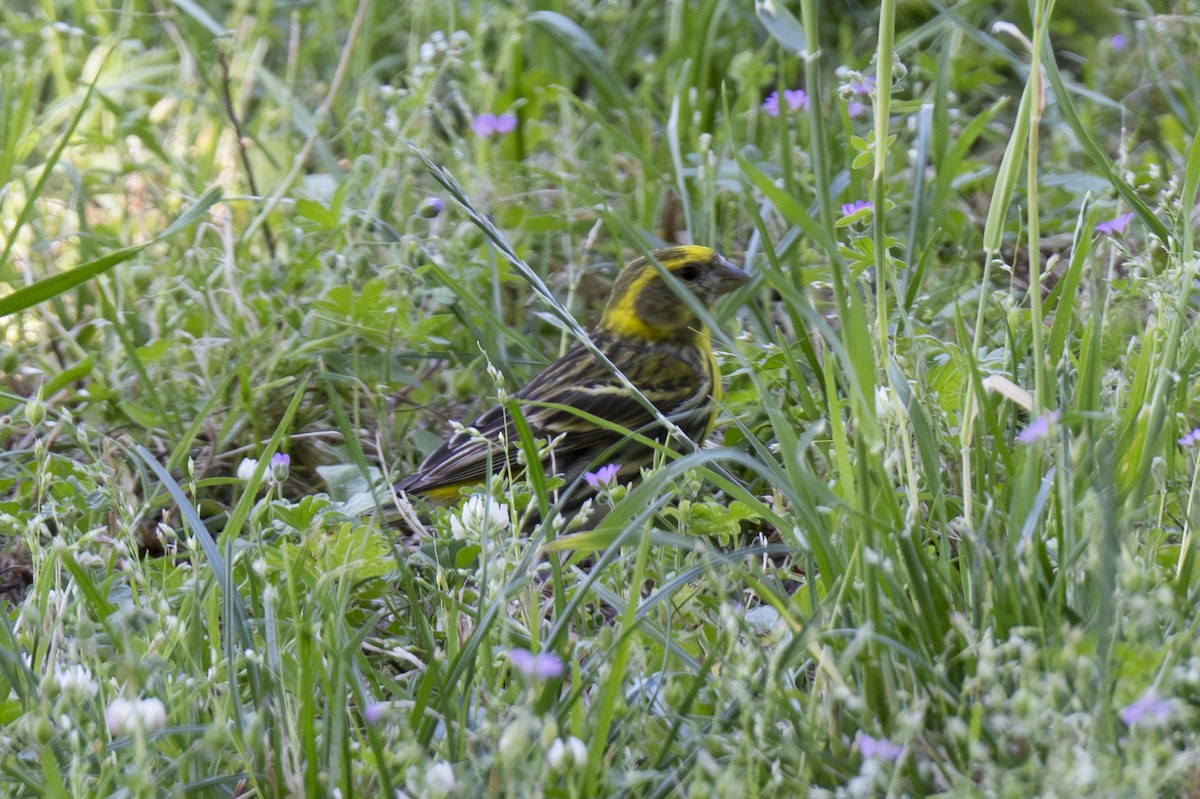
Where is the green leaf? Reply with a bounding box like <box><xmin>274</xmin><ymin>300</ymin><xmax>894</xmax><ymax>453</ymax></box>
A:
<box><xmin>295</xmin><ymin>198</ymin><xmax>341</xmax><ymax>229</ymax></box>
<box><xmin>317</xmin><ymin>463</ymin><xmax>380</xmax><ymax>503</ymax></box>
<box><xmin>135</xmin><ymin>443</ymin><xmax>253</xmax><ymax>654</ymax></box>
<box><xmin>273</xmin><ymin>495</ymin><xmax>334</xmax><ymax>531</ymax></box>
<box><xmin>317</xmin><ymin>523</ymin><xmax>393</xmax><ymax>581</ymax></box>
<box><xmin>836</xmin><ymin>207</ymin><xmax>875</xmax><ymax>228</ymax></box>
<box><xmin>1041</xmin><ymin>47</ymin><xmax>1170</xmax><ymax>245</ymax></box>
<box><xmin>41</xmin><ymin>750</ymin><xmax>69</xmax><ymax>799</ymax></box>
<box><xmin>0</xmin><ymin>187</ymin><xmax>222</xmax><ymax>318</ymax></box>
<box><xmin>666</xmin><ymin>500</ymin><xmax>764</xmax><ymax>542</ymax></box>
<box><xmin>170</xmin><ymin>0</ymin><xmax>227</xmax><ymax>36</ymax></box>
<box><xmin>134</xmin><ymin>339</ymin><xmax>173</xmax><ymax>363</ymax></box>
<box><xmin>737</xmin><ymin>154</ymin><xmax>837</xmax><ymax>257</ymax></box>
<box><xmin>981</xmin><ymin>78</ymin><xmax>1033</xmax><ymax>256</ymax></box>
<box><xmin>43</xmin><ymin>356</ymin><xmax>93</xmax><ymax>396</ymax></box>
<box><xmin>0</xmin><ymin>698</ymin><xmax>23</xmax><ymax>725</ymax></box>
<box><xmin>755</xmin><ymin>0</ymin><xmax>807</xmax><ymax>55</ymax></box>
<box><xmin>417</xmin><ymin>538</ymin><xmax>479</xmax><ymax>571</ymax></box>
<box><xmin>0</xmin><ymin>59</ymin><xmax>105</xmax><ymax>272</ymax></box>
<box><xmin>527</xmin><ymin>11</ymin><xmax>633</xmax><ymax>115</ymax></box>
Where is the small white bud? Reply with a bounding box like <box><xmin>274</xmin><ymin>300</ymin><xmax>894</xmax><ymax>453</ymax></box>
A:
<box><xmin>449</xmin><ymin>496</ymin><xmax>510</xmax><ymax>539</ymax></box>
<box><xmin>107</xmin><ymin>696</ymin><xmax>167</xmax><ymax>735</ymax></box>
<box><xmin>236</xmin><ymin>458</ymin><xmax>258</xmax><ymax>481</ymax></box>
<box><xmin>548</xmin><ymin>736</ymin><xmax>588</xmax><ymax>770</ymax></box>
<box><xmin>106</xmin><ymin>698</ymin><xmax>136</xmax><ymax>735</ymax></box>
<box><xmin>135</xmin><ymin>698</ymin><xmax>167</xmax><ymax>733</ymax></box>
<box><xmin>424</xmin><ymin>761</ymin><xmax>456</xmax><ymax>798</ymax></box>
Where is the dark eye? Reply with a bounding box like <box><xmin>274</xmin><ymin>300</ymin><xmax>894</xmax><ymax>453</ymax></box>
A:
<box><xmin>677</xmin><ymin>264</ymin><xmax>701</xmax><ymax>282</ymax></box>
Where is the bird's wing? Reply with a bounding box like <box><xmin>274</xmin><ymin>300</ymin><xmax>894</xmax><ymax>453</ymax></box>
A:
<box><xmin>397</xmin><ymin>341</ymin><xmax>707</xmax><ymax>496</ymax></box>
<box><xmin>394</xmin><ymin>400</ymin><xmax>524</xmax><ymax>494</ymax></box>
<box><xmin>517</xmin><ymin>342</ymin><xmax>708</xmax><ymax>439</ymax></box>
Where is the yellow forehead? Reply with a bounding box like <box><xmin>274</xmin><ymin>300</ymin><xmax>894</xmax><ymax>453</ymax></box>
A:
<box><xmin>654</xmin><ymin>245</ymin><xmax>716</xmax><ymax>266</ymax></box>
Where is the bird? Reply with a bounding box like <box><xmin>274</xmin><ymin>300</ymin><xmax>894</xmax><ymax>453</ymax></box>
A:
<box><xmin>395</xmin><ymin>245</ymin><xmax>751</xmax><ymax>516</ymax></box>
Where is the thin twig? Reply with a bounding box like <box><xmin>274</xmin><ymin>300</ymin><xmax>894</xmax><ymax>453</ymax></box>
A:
<box><xmin>218</xmin><ymin>48</ymin><xmax>278</xmax><ymax>262</ymax></box>
<box><xmin>242</xmin><ymin>0</ymin><xmax>373</xmax><ymax>242</ymax></box>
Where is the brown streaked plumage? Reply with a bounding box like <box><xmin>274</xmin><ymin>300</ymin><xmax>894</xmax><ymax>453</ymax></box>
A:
<box><xmin>396</xmin><ymin>245</ymin><xmax>749</xmax><ymax>511</ymax></box>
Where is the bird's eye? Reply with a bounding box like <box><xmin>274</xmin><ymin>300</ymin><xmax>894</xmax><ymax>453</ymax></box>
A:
<box><xmin>677</xmin><ymin>264</ymin><xmax>701</xmax><ymax>282</ymax></box>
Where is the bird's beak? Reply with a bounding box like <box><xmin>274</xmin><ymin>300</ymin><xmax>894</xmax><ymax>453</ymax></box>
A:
<box><xmin>713</xmin><ymin>255</ymin><xmax>752</xmax><ymax>295</ymax></box>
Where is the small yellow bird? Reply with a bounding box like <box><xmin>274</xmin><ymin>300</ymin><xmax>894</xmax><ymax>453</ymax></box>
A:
<box><xmin>396</xmin><ymin>245</ymin><xmax>750</xmax><ymax>511</ymax></box>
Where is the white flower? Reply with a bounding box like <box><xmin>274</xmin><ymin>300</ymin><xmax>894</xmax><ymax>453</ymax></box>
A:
<box><xmin>547</xmin><ymin>736</ymin><xmax>588</xmax><ymax>770</ymax></box>
<box><xmin>874</xmin><ymin>385</ymin><xmax>893</xmax><ymax>418</ymax></box>
<box><xmin>424</xmin><ymin>761</ymin><xmax>456</xmax><ymax>798</ymax></box>
<box><xmin>55</xmin><ymin>664</ymin><xmax>98</xmax><ymax>700</ymax></box>
<box><xmin>236</xmin><ymin>458</ymin><xmax>258</xmax><ymax>481</ymax></box>
<box><xmin>498</xmin><ymin>715</ymin><xmax>531</xmax><ymax>761</ymax></box>
<box><xmin>135</xmin><ymin>698</ymin><xmax>167</xmax><ymax>733</ymax></box>
<box><xmin>547</xmin><ymin>739</ymin><xmax>567</xmax><ymax>769</ymax></box>
<box><xmin>105</xmin><ymin>698</ymin><xmax>136</xmax><ymax>735</ymax></box>
<box><xmin>567</xmin><ymin>736</ymin><xmax>587</xmax><ymax>764</ymax></box>
<box><xmin>106</xmin><ymin>697</ymin><xmax>167</xmax><ymax>736</ymax></box>
<box><xmin>74</xmin><ymin>551</ymin><xmax>104</xmax><ymax>569</ymax></box>
<box><xmin>449</xmin><ymin>496</ymin><xmax>510</xmax><ymax>539</ymax></box>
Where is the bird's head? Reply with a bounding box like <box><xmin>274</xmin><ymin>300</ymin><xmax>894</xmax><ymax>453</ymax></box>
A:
<box><xmin>599</xmin><ymin>246</ymin><xmax>750</xmax><ymax>341</ymax></box>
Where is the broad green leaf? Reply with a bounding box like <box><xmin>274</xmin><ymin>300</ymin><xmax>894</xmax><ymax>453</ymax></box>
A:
<box><xmin>755</xmin><ymin>0</ymin><xmax>806</xmax><ymax>55</ymax></box>
<box><xmin>0</xmin><ymin>187</ymin><xmax>222</xmax><ymax>318</ymax></box>
<box><xmin>528</xmin><ymin>11</ymin><xmax>633</xmax><ymax>115</ymax></box>
<box><xmin>43</xmin><ymin>356</ymin><xmax>93</xmax><ymax>396</ymax></box>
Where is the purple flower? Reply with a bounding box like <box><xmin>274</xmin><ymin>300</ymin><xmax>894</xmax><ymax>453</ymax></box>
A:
<box><xmin>493</xmin><ymin>113</ymin><xmax>518</xmax><ymax>134</ymax></box>
<box><xmin>850</xmin><ymin>77</ymin><xmax>876</xmax><ymax>95</ymax></box>
<box><xmin>763</xmin><ymin>89</ymin><xmax>809</xmax><ymax>117</ymax></box>
<box><xmin>507</xmin><ymin>648</ymin><xmax>564</xmax><ymax>680</ymax></box>
<box><xmin>471</xmin><ymin>114</ymin><xmax>497</xmax><ymax>136</ymax></box>
<box><xmin>1110</xmin><ymin>33</ymin><xmax>1128</xmax><ymax>52</ymax></box>
<box><xmin>1119</xmin><ymin>690</ymin><xmax>1172</xmax><ymax>727</ymax></box>
<box><xmin>269</xmin><ymin>452</ymin><xmax>290</xmax><ymax>484</ymax></box>
<box><xmin>1016</xmin><ymin>410</ymin><xmax>1061</xmax><ymax>444</ymax></box>
<box><xmin>783</xmin><ymin>89</ymin><xmax>809</xmax><ymax>111</ymax></box>
<box><xmin>1095</xmin><ymin>212</ymin><xmax>1134</xmax><ymax>236</ymax></box>
<box><xmin>1180</xmin><ymin>428</ymin><xmax>1200</xmax><ymax>448</ymax></box>
<box><xmin>584</xmin><ymin>464</ymin><xmax>620</xmax><ymax>489</ymax></box>
<box><xmin>847</xmin><ymin>101</ymin><xmax>867</xmax><ymax>118</ymax></box>
<box><xmin>472</xmin><ymin>112</ymin><xmax>518</xmax><ymax>137</ymax></box>
<box><xmin>840</xmin><ymin>200</ymin><xmax>873</xmax><ymax>218</ymax></box>
<box><xmin>855</xmin><ymin>731</ymin><xmax>903</xmax><ymax>761</ymax></box>
<box><xmin>363</xmin><ymin>702</ymin><xmax>389</xmax><ymax>725</ymax></box>
<box><xmin>418</xmin><ymin>197</ymin><xmax>444</xmax><ymax>218</ymax></box>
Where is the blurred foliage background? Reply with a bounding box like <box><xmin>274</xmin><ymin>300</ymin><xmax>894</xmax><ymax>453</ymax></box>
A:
<box><xmin>3</xmin><ymin>0</ymin><xmax>1200</xmax><ymax>796</ymax></box>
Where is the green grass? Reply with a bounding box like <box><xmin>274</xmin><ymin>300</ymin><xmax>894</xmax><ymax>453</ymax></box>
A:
<box><xmin>3</xmin><ymin>0</ymin><xmax>1200</xmax><ymax>796</ymax></box>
